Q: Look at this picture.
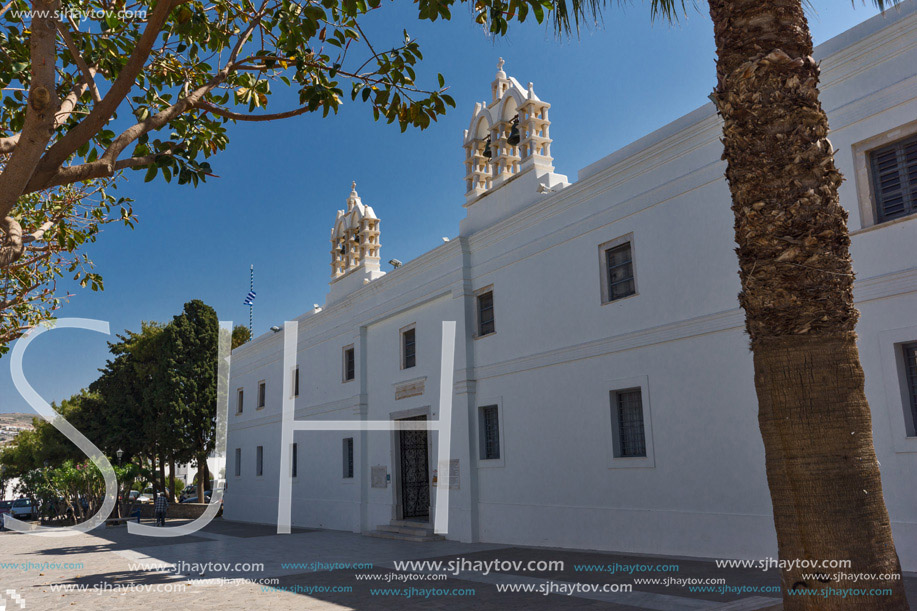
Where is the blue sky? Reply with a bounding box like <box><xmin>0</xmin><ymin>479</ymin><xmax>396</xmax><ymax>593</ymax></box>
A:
<box><xmin>0</xmin><ymin>1</ymin><xmax>891</xmax><ymax>414</ymax></box>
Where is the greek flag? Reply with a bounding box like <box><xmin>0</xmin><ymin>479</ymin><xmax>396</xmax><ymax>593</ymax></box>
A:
<box><xmin>243</xmin><ymin>290</ymin><xmax>256</xmax><ymax>306</ymax></box>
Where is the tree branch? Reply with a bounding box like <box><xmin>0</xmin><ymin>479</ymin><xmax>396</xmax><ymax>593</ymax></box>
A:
<box><xmin>24</xmin><ymin>0</ymin><xmax>270</xmax><ymax>195</ymax></box>
<box><xmin>59</xmin><ymin>19</ymin><xmax>102</xmax><ymax>103</ymax></box>
<box><xmin>0</xmin><ymin>216</ymin><xmax>25</xmax><ymax>267</ymax></box>
<box><xmin>0</xmin><ymin>0</ymin><xmax>16</xmax><ymax>19</ymax></box>
<box><xmin>55</xmin><ymin>69</ymin><xmax>96</xmax><ymax>128</ymax></box>
<box><xmin>0</xmin><ymin>0</ymin><xmax>63</xmax><ymax>220</ymax></box>
<box><xmin>0</xmin><ymin>134</ymin><xmax>21</xmax><ymax>154</ymax></box>
<box><xmin>194</xmin><ymin>100</ymin><xmax>311</xmax><ymax>122</ymax></box>
<box><xmin>26</xmin><ymin>0</ymin><xmax>179</xmax><ymax>191</ymax></box>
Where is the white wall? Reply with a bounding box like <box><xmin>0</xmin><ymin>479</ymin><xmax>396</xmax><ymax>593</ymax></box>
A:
<box><xmin>225</xmin><ymin>4</ymin><xmax>917</xmax><ymax>569</ymax></box>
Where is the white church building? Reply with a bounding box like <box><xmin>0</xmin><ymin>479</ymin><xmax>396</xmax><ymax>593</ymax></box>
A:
<box><xmin>224</xmin><ymin>5</ymin><xmax>917</xmax><ymax>570</ymax></box>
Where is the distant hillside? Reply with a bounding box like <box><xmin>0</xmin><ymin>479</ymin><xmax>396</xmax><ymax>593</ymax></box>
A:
<box><xmin>0</xmin><ymin>413</ymin><xmax>35</xmax><ymax>446</ymax></box>
<box><xmin>0</xmin><ymin>413</ymin><xmax>36</xmax><ymax>428</ymax></box>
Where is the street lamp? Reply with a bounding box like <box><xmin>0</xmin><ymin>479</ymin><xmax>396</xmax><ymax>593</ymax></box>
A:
<box><xmin>116</xmin><ymin>449</ymin><xmax>124</xmax><ymax>465</ymax></box>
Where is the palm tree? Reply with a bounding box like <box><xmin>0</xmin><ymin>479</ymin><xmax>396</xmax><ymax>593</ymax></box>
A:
<box><xmin>548</xmin><ymin>1</ymin><xmax>909</xmax><ymax>608</ymax></box>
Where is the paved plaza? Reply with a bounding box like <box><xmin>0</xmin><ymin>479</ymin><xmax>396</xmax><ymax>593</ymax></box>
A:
<box><xmin>1</xmin><ymin>519</ymin><xmax>915</xmax><ymax>610</ymax></box>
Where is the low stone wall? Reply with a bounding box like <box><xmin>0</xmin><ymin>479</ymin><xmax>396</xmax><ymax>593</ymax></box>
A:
<box><xmin>137</xmin><ymin>502</ymin><xmax>216</xmax><ymax>519</ymax></box>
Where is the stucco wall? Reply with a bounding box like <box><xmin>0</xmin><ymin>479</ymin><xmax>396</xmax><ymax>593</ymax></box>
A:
<box><xmin>224</xmin><ymin>4</ymin><xmax>917</xmax><ymax>569</ymax></box>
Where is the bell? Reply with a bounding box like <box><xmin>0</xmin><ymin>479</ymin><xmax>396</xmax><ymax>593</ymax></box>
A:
<box><xmin>482</xmin><ymin>136</ymin><xmax>492</xmax><ymax>159</ymax></box>
<box><xmin>507</xmin><ymin>117</ymin><xmax>520</xmax><ymax>146</ymax></box>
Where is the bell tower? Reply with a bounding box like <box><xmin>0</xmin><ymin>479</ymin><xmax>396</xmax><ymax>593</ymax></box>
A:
<box><xmin>330</xmin><ymin>182</ymin><xmax>381</xmax><ymax>279</ymax></box>
<box><xmin>327</xmin><ymin>182</ymin><xmax>384</xmax><ymax>305</ymax></box>
<box><xmin>460</xmin><ymin>59</ymin><xmax>569</xmax><ymax>235</ymax></box>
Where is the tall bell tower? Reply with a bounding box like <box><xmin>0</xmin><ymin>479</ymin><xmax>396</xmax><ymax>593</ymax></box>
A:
<box><xmin>460</xmin><ymin>59</ymin><xmax>569</xmax><ymax>235</ymax></box>
<box><xmin>327</xmin><ymin>182</ymin><xmax>384</xmax><ymax>305</ymax></box>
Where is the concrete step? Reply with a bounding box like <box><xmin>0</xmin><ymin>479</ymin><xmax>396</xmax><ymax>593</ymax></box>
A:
<box><xmin>376</xmin><ymin>524</ymin><xmax>436</xmax><ymax>537</ymax></box>
<box><xmin>388</xmin><ymin>519</ymin><xmax>434</xmax><ymax>528</ymax></box>
<box><xmin>365</xmin><ymin>529</ymin><xmax>444</xmax><ymax>543</ymax></box>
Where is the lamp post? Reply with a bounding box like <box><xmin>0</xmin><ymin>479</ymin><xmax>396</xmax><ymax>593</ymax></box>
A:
<box><xmin>116</xmin><ymin>449</ymin><xmax>123</xmax><ymax>465</ymax></box>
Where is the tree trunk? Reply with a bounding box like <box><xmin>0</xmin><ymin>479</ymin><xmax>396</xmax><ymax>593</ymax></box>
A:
<box><xmin>168</xmin><ymin>456</ymin><xmax>175</xmax><ymax>501</ymax></box>
<box><xmin>196</xmin><ymin>454</ymin><xmax>207</xmax><ymax>503</ymax></box>
<box><xmin>708</xmin><ymin>1</ymin><xmax>908</xmax><ymax>609</ymax></box>
<box><xmin>158</xmin><ymin>452</ymin><xmax>166</xmax><ymax>497</ymax></box>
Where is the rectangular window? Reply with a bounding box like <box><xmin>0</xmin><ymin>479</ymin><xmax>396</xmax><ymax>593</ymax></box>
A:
<box><xmin>869</xmin><ymin>134</ymin><xmax>917</xmax><ymax>222</ymax></box>
<box><xmin>477</xmin><ymin>291</ymin><xmax>495</xmax><ymax>336</ymax></box>
<box><xmin>343</xmin><ymin>438</ymin><xmax>354</xmax><ymax>478</ymax></box>
<box><xmin>343</xmin><ymin>346</ymin><xmax>355</xmax><ymax>382</ymax></box>
<box><xmin>237</xmin><ymin>389</ymin><xmax>244</xmax><ymax>414</ymax></box>
<box><xmin>234</xmin><ymin>448</ymin><xmax>241</xmax><ymax>477</ymax></box>
<box><xmin>479</xmin><ymin>405</ymin><xmax>501</xmax><ymax>460</ymax></box>
<box><xmin>612</xmin><ymin>389</ymin><xmax>646</xmax><ymax>457</ymax></box>
<box><xmin>256</xmin><ymin>445</ymin><xmax>263</xmax><ymax>476</ymax></box>
<box><xmin>904</xmin><ymin>343</ymin><xmax>917</xmax><ymax>437</ymax></box>
<box><xmin>292</xmin><ymin>443</ymin><xmax>298</xmax><ymax>478</ymax></box>
<box><xmin>293</xmin><ymin>368</ymin><xmax>300</xmax><ymax>397</ymax></box>
<box><xmin>402</xmin><ymin>328</ymin><xmax>416</xmax><ymax>369</ymax></box>
<box><xmin>605</xmin><ymin>242</ymin><xmax>636</xmax><ymax>302</ymax></box>
<box><xmin>257</xmin><ymin>381</ymin><xmax>266</xmax><ymax>409</ymax></box>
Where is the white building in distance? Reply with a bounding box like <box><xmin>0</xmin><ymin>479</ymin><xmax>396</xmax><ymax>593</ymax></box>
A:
<box><xmin>225</xmin><ymin>6</ymin><xmax>917</xmax><ymax>570</ymax></box>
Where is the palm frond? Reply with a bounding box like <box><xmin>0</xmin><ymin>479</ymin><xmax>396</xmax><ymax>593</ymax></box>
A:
<box><xmin>550</xmin><ymin>0</ymin><xmax>907</xmax><ymax>36</ymax></box>
<box><xmin>866</xmin><ymin>0</ymin><xmax>906</xmax><ymax>9</ymax></box>
<box><xmin>550</xmin><ymin>0</ymin><xmax>689</xmax><ymax>35</ymax></box>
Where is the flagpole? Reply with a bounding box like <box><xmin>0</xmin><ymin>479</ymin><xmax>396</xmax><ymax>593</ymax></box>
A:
<box><xmin>249</xmin><ymin>265</ymin><xmax>254</xmax><ymax>334</ymax></box>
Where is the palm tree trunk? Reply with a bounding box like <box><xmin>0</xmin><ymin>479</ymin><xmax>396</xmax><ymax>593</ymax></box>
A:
<box><xmin>708</xmin><ymin>1</ymin><xmax>908</xmax><ymax>609</ymax></box>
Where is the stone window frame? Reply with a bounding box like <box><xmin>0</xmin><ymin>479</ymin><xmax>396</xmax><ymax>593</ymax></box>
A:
<box><xmin>852</xmin><ymin>119</ymin><xmax>917</xmax><ymax>231</ymax></box>
<box><xmin>400</xmin><ymin>323</ymin><xmax>417</xmax><ymax>370</ymax></box>
<box><xmin>598</xmin><ymin>233</ymin><xmax>639</xmax><ymax>306</ymax></box>
<box><xmin>606</xmin><ymin>375</ymin><xmax>656</xmax><ymax>469</ymax></box>
<box><xmin>474</xmin><ymin>285</ymin><xmax>496</xmax><ymax>339</ymax></box>
<box><xmin>475</xmin><ymin>396</ymin><xmax>505</xmax><ymax>469</ymax></box>
<box><xmin>343</xmin><ymin>344</ymin><xmax>356</xmax><ymax>382</ymax></box>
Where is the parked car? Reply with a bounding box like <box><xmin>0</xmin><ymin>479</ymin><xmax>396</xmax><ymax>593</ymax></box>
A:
<box><xmin>180</xmin><ymin>491</ymin><xmax>211</xmax><ymax>504</ymax></box>
<box><xmin>180</xmin><ymin>481</ymin><xmax>217</xmax><ymax>502</ymax></box>
<box><xmin>10</xmin><ymin>498</ymin><xmax>33</xmax><ymax>520</ymax></box>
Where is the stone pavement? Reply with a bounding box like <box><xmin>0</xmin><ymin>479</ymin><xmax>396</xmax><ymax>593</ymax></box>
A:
<box><xmin>1</xmin><ymin>519</ymin><xmax>915</xmax><ymax>610</ymax></box>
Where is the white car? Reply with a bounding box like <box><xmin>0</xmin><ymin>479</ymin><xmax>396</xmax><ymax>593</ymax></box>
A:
<box><xmin>10</xmin><ymin>498</ymin><xmax>33</xmax><ymax>520</ymax></box>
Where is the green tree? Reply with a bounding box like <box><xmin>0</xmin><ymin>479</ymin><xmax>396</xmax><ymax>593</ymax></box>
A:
<box><xmin>231</xmin><ymin>324</ymin><xmax>252</xmax><ymax>349</ymax></box>
<box><xmin>0</xmin><ymin>394</ymin><xmax>101</xmax><ymax>474</ymax></box>
<box><xmin>161</xmin><ymin>300</ymin><xmax>219</xmax><ymax>503</ymax></box>
<box><xmin>0</xmin><ymin>181</ymin><xmax>135</xmax><ymax>354</ymax></box>
<box><xmin>548</xmin><ymin>1</ymin><xmax>908</xmax><ymax>608</ymax></box>
<box><xmin>91</xmin><ymin>321</ymin><xmax>181</xmax><ymax>499</ymax></box>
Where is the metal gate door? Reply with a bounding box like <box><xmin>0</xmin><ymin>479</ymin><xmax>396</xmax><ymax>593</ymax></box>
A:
<box><xmin>398</xmin><ymin>415</ymin><xmax>430</xmax><ymax>519</ymax></box>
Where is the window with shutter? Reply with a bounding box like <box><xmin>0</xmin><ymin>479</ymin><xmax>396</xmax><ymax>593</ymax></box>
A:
<box><xmin>343</xmin><ymin>346</ymin><xmax>355</xmax><ymax>381</ymax></box>
<box><xmin>477</xmin><ymin>291</ymin><xmax>495</xmax><ymax>336</ymax></box>
<box><xmin>613</xmin><ymin>389</ymin><xmax>646</xmax><ymax>458</ymax></box>
<box><xmin>343</xmin><ymin>438</ymin><xmax>354</xmax><ymax>478</ymax></box>
<box><xmin>402</xmin><ymin>328</ymin><xmax>416</xmax><ymax>369</ymax></box>
<box><xmin>479</xmin><ymin>405</ymin><xmax>501</xmax><ymax>460</ymax></box>
<box><xmin>904</xmin><ymin>343</ymin><xmax>917</xmax><ymax>438</ymax></box>
<box><xmin>605</xmin><ymin>242</ymin><xmax>636</xmax><ymax>302</ymax></box>
<box><xmin>869</xmin><ymin>135</ymin><xmax>917</xmax><ymax>222</ymax></box>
